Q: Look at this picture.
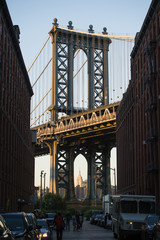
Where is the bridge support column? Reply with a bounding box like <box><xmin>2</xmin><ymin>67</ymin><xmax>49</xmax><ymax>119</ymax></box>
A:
<box><xmin>103</xmin><ymin>147</ymin><xmax>112</xmax><ymax>195</ymax></box>
<box><xmin>103</xmin><ymin>43</ymin><xmax>110</xmax><ymax>105</ymax></box>
<box><xmin>87</xmin><ymin>149</ymin><xmax>96</xmax><ymax>200</ymax></box>
<box><xmin>68</xmin><ymin>147</ymin><xmax>75</xmax><ymax>200</ymax></box>
<box><xmin>68</xmin><ymin>38</ymin><xmax>73</xmax><ymax>112</ymax></box>
<box><xmin>49</xmin><ymin>141</ymin><xmax>58</xmax><ymax>194</ymax></box>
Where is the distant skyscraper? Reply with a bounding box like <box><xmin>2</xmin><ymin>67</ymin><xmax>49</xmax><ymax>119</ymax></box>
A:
<box><xmin>75</xmin><ymin>171</ymin><xmax>87</xmax><ymax>200</ymax></box>
<box><xmin>76</xmin><ymin>170</ymin><xmax>83</xmax><ymax>187</ymax></box>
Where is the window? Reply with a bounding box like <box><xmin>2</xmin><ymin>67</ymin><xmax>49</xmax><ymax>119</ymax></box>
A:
<box><xmin>121</xmin><ymin>200</ymin><xmax>137</xmax><ymax>213</ymax></box>
<box><xmin>158</xmin><ymin>16</ymin><xmax>160</xmax><ymax>35</ymax></box>
<box><xmin>0</xmin><ymin>51</ymin><xmax>1</xmax><ymax>73</ymax></box>
<box><xmin>139</xmin><ymin>201</ymin><xmax>155</xmax><ymax>214</ymax></box>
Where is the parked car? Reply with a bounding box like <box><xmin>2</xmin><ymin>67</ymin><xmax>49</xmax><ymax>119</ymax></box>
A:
<box><xmin>141</xmin><ymin>215</ymin><xmax>160</xmax><ymax>240</ymax></box>
<box><xmin>27</xmin><ymin>213</ymin><xmax>41</xmax><ymax>239</ymax></box>
<box><xmin>1</xmin><ymin>212</ymin><xmax>35</xmax><ymax>240</ymax></box>
<box><xmin>97</xmin><ymin>214</ymin><xmax>104</xmax><ymax>226</ymax></box>
<box><xmin>45</xmin><ymin>213</ymin><xmax>56</xmax><ymax>219</ymax></box>
<box><xmin>90</xmin><ymin>210</ymin><xmax>103</xmax><ymax>224</ymax></box>
<box><xmin>94</xmin><ymin>214</ymin><xmax>101</xmax><ymax>225</ymax></box>
<box><xmin>152</xmin><ymin>218</ymin><xmax>160</xmax><ymax>240</ymax></box>
<box><xmin>37</xmin><ymin>219</ymin><xmax>51</xmax><ymax>240</ymax></box>
<box><xmin>100</xmin><ymin>214</ymin><xmax>105</xmax><ymax>227</ymax></box>
<box><xmin>0</xmin><ymin>215</ymin><xmax>15</xmax><ymax>240</ymax></box>
<box><xmin>46</xmin><ymin>218</ymin><xmax>55</xmax><ymax>231</ymax></box>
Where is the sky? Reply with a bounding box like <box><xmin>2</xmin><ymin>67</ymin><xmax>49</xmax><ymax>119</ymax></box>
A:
<box><xmin>6</xmin><ymin>0</ymin><xmax>152</xmax><ymax>187</ymax></box>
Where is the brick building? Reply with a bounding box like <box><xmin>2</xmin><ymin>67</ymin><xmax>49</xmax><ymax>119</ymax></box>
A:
<box><xmin>116</xmin><ymin>0</ymin><xmax>160</xmax><ymax>210</ymax></box>
<box><xmin>0</xmin><ymin>0</ymin><xmax>34</xmax><ymax>211</ymax></box>
<box><xmin>116</xmin><ymin>81</ymin><xmax>135</xmax><ymax>194</ymax></box>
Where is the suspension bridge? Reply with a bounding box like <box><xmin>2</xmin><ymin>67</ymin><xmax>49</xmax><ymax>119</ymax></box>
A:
<box><xmin>29</xmin><ymin>19</ymin><xmax>135</xmax><ymax>202</ymax></box>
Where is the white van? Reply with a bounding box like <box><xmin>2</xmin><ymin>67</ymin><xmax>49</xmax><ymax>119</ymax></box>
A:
<box><xmin>112</xmin><ymin>195</ymin><xmax>156</xmax><ymax>239</ymax></box>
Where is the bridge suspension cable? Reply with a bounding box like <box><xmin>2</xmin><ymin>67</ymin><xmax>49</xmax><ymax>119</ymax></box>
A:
<box><xmin>27</xmin><ymin>36</ymin><xmax>51</xmax><ymax>72</ymax></box>
<box><xmin>32</xmin><ymin>57</ymin><xmax>52</xmax><ymax>88</ymax></box>
<box><xmin>29</xmin><ymin>29</ymin><xmax>135</xmax><ymax>128</ymax></box>
<box><xmin>108</xmin><ymin>35</ymin><xmax>135</xmax><ymax>42</ymax></box>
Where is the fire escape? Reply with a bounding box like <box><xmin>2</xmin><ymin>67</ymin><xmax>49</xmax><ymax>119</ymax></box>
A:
<box><xmin>144</xmin><ymin>37</ymin><xmax>158</xmax><ymax>194</ymax></box>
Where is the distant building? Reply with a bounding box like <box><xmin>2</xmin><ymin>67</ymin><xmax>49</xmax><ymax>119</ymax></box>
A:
<box><xmin>76</xmin><ymin>170</ymin><xmax>83</xmax><ymax>187</ymax></box>
<box><xmin>0</xmin><ymin>0</ymin><xmax>34</xmax><ymax>211</ymax></box>
<box><xmin>116</xmin><ymin>0</ymin><xmax>160</xmax><ymax>210</ymax></box>
<box><xmin>75</xmin><ymin>171</ymin><xmax>87</xmax><ymax>200</ymax></box>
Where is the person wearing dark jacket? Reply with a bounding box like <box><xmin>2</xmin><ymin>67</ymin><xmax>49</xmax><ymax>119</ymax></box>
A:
<box><xmin>55</xmin><ymin>213</ymin><xmax>64</xmax><ymax>240</ymax></box>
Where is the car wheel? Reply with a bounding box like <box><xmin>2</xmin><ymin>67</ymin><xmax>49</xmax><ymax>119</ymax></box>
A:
<box><xmin>114</xmin><ymin>232</ymin><xmax>117</xmax><ymax>238</ymax></box>
<box><xmin>145</xmin><ymin>232</ymin><xmax>149</xmax><ymax>240</ymax></box>
<box><xmin>118</xmin><ymin>230</ymin><xmax>123</xmax><ymax>240</ymax></box>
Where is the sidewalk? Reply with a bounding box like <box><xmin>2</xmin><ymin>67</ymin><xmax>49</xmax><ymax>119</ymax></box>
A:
<box><xmin>52</xmin><ymin>220</ymin><xmax>113</xmax><ymax>240</ymax></box>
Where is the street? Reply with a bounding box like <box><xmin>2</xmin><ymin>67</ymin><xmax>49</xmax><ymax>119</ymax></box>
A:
<box><xmin>52</xmin><ymin>220</ymin><xmax>114</xmax><ymax>240</ymax></box>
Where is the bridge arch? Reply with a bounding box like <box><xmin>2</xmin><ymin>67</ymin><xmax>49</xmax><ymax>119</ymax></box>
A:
<box><xmin>74</xmin><ymin>154</ymin><xmax>88</xmax><ymax>200</ymax></box>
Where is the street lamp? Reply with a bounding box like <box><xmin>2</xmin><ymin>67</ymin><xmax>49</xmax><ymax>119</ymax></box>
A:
<box><xmin>109</xmin><ymin>167</ymin><xmax>116</xmax><ymax>195</ymax></box>
<box><xmin>40</xmin><ymin>170</ymin><xmax>44</xmax><ymax>210</ymax></box>
<box><xmin>94</xmin><ymin>175</ymin><xmax>97</xmax><ymax>207</ymax></box>
<box><xmin>44</xmin><ymin>173</ymin><xmax>46</xmax><ymax>196</ymax></box>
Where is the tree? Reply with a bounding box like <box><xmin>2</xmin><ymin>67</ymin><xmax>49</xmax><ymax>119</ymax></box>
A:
<box><xmin>42</xmin><ymin>193</ymin><xmax>67</xmax><ymax>213</ymax></box>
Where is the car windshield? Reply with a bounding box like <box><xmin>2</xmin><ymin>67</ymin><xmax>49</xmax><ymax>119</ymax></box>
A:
<box><xmin>28</xmin><ymin>215</ymin><xmax>33</xmax><ymax>224</ymax></box>
<box><xmin>148</xmin><ymin>216</ymin><xmax>159</xmax><ymax>225</ymax></box>
<box><xmin>37</xmin><ymin>220</ymin><xmax>48</xmax><ymax>229</ymax></box>
<box><xmin>121</xmin><ymin>200</ymin><xmax>137</xmax><ymax>213</ymax></box>
<box><xmin>47</xmin><ymin>213</ymin><xmax>56</xmax><ymax>218</ymax></box>
<box><xmin>139</xmin><ymin>201</ymin><xmax>155</xmax><ymax>214</ymax></box>
<box><xmin>2</xmin><ymin>215</ymin><xmax>25</xmax><ymax>232</ymax></box>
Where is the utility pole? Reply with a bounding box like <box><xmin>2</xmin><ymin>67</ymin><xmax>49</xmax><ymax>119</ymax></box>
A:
<box><xmin>40</xmin><ymin>170</ymin><xmax>44</xmax><ymax>210</ymax></box>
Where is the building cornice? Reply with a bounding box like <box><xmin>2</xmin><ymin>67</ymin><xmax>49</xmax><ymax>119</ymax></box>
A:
<box><xmin>1</xmin><ymin>0</ymin><xmax>33</xmax><ymax>97</ymax></box>
<box><xmin>131</xmin><ymin>0</ymin><xmax>159</xmax><ymax>58</ymax></box>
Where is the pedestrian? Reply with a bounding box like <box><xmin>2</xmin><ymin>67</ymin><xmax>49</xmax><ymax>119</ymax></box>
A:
<box><xmin>72</xmin><ymin>216</ymin><xmax>76</xmax><ymax>231</ymax></box>
<box><xmin>79</xmin><ymin>214</ymin><xmax>83</xmax><ymax>230</ymax></box>
<box><xmin>104</xmin><ymin>213</ymin><xmax>108</xmax><ymax>228</ymax></box>
<box><xmin>55</xmin><ymin>213</ymin><xmax>64</xmax><ymax>240</ymax></box>
<box><xmin>65</xmin><ymin>212</ymin><xmax>71</xmax><ymax>231</ymax></box>
<box><xmin>76</xmin><ymin>212</ymin><xmax>80</xmax><ymax>231</ymax></box>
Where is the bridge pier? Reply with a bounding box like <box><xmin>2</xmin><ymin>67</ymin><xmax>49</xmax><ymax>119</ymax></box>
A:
<box><xmin>103</xmin><ymin>147</ymin><xmax>112</xmax><ymax>195</ymax></box>
<box><xmin>46</xmin><ymin>142</ymin><xmax>114</xmax><ymax>201</ymax></box>
<box><xmin>68</xmin><ymin>147</ymin><xmax>76</xmax><ymax>200</ymax></box>
<box><xmin>48</xmin><ymin>141</ymin><xmax>58</xmax><ymax>194</ymax></box>
<box><xmin>86</xmin><ymin>149</ymin><xmax>95</xmax><ymax>200</ymax></box>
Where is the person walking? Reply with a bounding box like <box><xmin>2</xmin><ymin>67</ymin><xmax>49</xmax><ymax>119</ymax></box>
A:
<box><xmin>65</xmin><ymin>212</ymin><xmax>71</xmax><ymax>231</ymax></box>
<box><xmin>55</xmin><ymin>213</ymin><xmax>64</xmax><ymax>240</ymax></box>
<box><xmin>76</xmin><ymin>212</ymin><xmax>80</xmax><ymax>231</ymax></box>
<box><xmin>79</xmin><ymin>214</ymin><xmax>83</xmax><ymax>230</ymax></box>
<box><xmin>72</xmin><ymin>216</ymin><xmax>76</xmax><ymax>231</ymax></box>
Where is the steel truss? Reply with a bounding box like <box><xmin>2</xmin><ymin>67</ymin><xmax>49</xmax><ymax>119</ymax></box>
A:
<box><xmin>37</xmin><ymin>20</ymin><xmax>114</xmax><ymax>200</ymax></box>
<box><xmin>49</xmin><ymin>19</ymin><xmax>111</xmax><ymax>118</ymax></box>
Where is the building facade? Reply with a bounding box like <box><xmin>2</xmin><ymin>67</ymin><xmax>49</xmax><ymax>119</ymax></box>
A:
<box><xmin>116</xmin><ymin>81</ymin><xmax>135</xmax><ymax>194</ymax></box>
<box><xmin>116</xmin><ymin>0</ymin><xmax>160</xmax><ymax>210</ymax></box>
<box><xmin>0</xmin><ymin>0</ymin><xmax>34</xmax><ymax>211</ymax></box>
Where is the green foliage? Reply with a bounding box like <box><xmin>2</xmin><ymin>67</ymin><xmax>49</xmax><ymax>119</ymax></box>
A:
<box><xmin>65</xmin><ymin>205</ymin><xmax>76</xmax><ymax>216</ymax></box>
<box><xmin>34</xmin><ymin>195</ymin><xmax>103</xmax><ymax>219</ymax></box>
<box><xmin>34</xmin><ymin>193</ymin><xmax>67</xmax><ymax>214</ymax></box>
<box><xmin>42</xmin><ymin>193</ymin><xmax>67</xmax><ymax>213</ymax></box>
<box><xmin>34</xmin><ymin>199</ymin><xmax>40</xmax><ymax>209</ymax></box>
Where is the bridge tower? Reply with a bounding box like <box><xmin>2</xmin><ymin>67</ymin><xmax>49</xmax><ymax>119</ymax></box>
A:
<box><xmin>44</xmin><ymin>19</ymin><xmax>113</xmax><ymax>201</ymax></box>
